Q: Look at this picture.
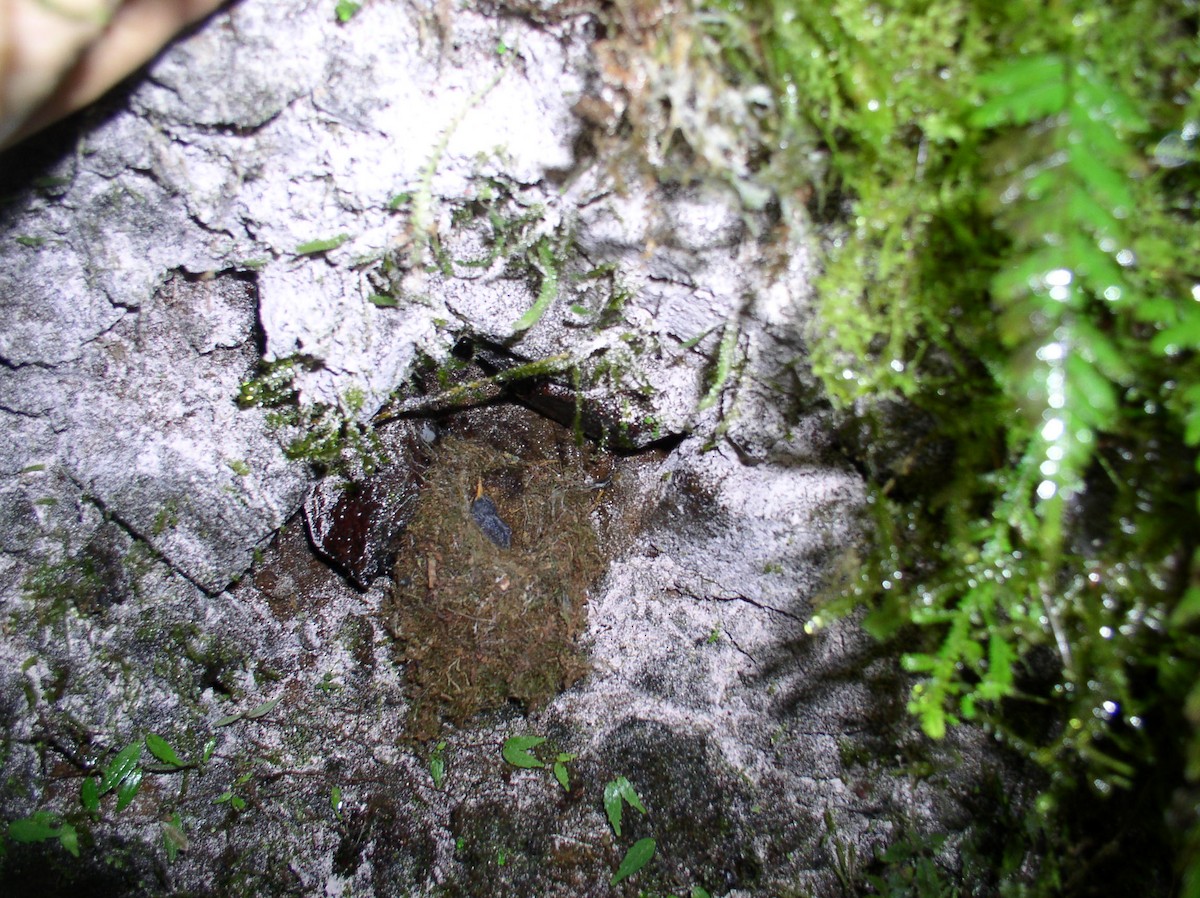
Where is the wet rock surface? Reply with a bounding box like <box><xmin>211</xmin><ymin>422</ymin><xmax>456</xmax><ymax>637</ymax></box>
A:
<box><xmin>0</xmin><ymin>0</ymin><xmax>1034</xmax><ymax>895</ymax></box>
<box><xmin>303</xmin><ymin>421</ymin><xmax>431</xmax><ymax>589</ymax></box>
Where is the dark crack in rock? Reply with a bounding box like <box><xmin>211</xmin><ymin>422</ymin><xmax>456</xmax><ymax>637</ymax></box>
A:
<box><xmin>303</xmin><ymin>421</ymin><xmax>430</xmax><ymax>588</ymax></box>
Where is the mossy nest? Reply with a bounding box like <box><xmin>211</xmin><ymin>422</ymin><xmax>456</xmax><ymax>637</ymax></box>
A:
<box><xmin>384</xmin><ymin>408</ymin><xmax>609</xmax><ymax>740</ymax></box>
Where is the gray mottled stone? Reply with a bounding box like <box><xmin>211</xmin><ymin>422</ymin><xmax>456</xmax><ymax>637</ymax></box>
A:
<box><xmin>0</xmin><ymin>1</ymin><xmax>1030</xmax><ymax>895</ymax></box>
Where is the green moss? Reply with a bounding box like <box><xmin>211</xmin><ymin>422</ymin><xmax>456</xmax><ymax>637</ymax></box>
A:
<box><xmin>595</xmin><ymin>0</ymin><xmax>1200</xmax><ymax>892</ymax></box>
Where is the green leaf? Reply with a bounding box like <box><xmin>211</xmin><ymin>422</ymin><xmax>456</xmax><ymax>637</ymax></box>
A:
<box><xmin>214</xmin><ymin>713</ymin><xmax>242</xmax><ymax>728</ymax></box>
<box><xmin>388</xmin><ymin>192</ymin><xmax>412</xmax><ymax>209</ymax></box>
<box><xmin>115</xmin><ymin>768</ymin><xmax>143</xmax><ymax>812</ymax></box>
<box><xmin>604</xmin><ymin>780</ymin><xmax>624</xmax><ymax>836</ymax></box>
<box><xmin>511</xmin><ymin>240</ymin><xmax>559</xmax><ymax>332</ymax></box>
<box><xmin>1073</xmin><ymin>66</ymin><xmax>1148</xmax><ymax>133</ymax></box>
<box><xmin>604</xmin><ymin>775</ymin><xmax>646</xmax><ymax>835</ymax></box>
<box><xmin>202</xmin><ymin>737</ymin><xmax>218</xmax><ymax>763</ymax></box>
<box><xmin>1065</xmin><ymin>354</ymin><xmax>1117</xmax><ymax>424</ymax></box>
<box><xmin>617</xmin><ymin>776</ymin><xmax>647</xmax><ymax>814</ymax></box>
<box><xmin>58</xmin><ymin>822</ymin><xmax>79</xmax><ymax>857</ymax></box>
<box><xmin>163</xmin><ymin>813</ymin><xmax>187</xmax><ymax>863</ymax></box>
<box><xmin>8</xmin><ymin>811</ymin><xmax>60</xmax><ymax>843</ymax></box>
<box><xmin>368</xmin><ymin>293</ymin><xmax>398</xmax><ymax>308</ymax></box>
<box><xmin>294</xmin><ymin>234</ymin><xmax>350</xmax><ymax>256</ymax></box>
<box><xmin>611</xmin><ymin>837</ymin><xmax>656</xmax><ymax>885</ymax></box>
<box><xmin>698</xmin><ymin>320</ymin><xmax>739</xmax><ymax>412</ymax></box>
<box><xmin>976</xmin><ymin>54</ymin><xmax>1066</xmax><ymax>97</ymax></box>
<box><xmin>430</xmin><ymin>754</ymin><xmax>447</xmax><ymax>789</ymax></box>
<box><xmin>970</xmin><ymin>55</ymin><xmax>1067</xmax><ymax>128</ymax></box>
<box><xmin>80</xmin><ymin>777</ymin><xmax>100</xmax><ymax>813</ymax></box>
<box><xmin>330</xmin><ymin>785</ymin><xmax>343</xmax><ymax>817</ymax></box>
<box><xmin>501</xmin><ymin>735</ymin><xmax>546</xmax><ymax>768</ymax></box>
<box><xmin>146</xmin><ymin>733</ymin><xmax>185</xmax><ymax>768</ymax></box>
<box><xmin>244</xmin><ymin>697</ymin><xmax>281</xmax><ymax>719</ymax></box>
<box><xmin>334</xmin><ymin>0</ymin><xmax>361</xmax><ymax>22</ymax></box>
<box><xmin>15</xmin><ymin>235</ymin><xmax>46</xmax><ymax>248</ymax></box>
<box><xmin>1067</xmin><ymin>145</ymin><xmax>1135</xmax><ymax>214</ymax></box>
<box><xmin>100</xmin><ymin>742</ymin><xmax>143</xmax><ymax>795</ymax></box>
<box><xmin>553</xmin><ymin>753</ymin><xmax>576</xmax><ymax>791</ymax></box>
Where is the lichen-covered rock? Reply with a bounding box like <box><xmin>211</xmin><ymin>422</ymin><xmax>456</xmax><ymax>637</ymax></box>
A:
<box><xmin>0</xmin><ymin>1</ymin><xmax>1034</xmax><ymax>895</ymax></box>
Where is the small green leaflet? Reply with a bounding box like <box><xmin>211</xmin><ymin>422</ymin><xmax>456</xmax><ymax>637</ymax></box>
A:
<box><xmin>330</xmin><ymin>785</ymin><xmax>343</xmax><ymax>818</ymax></box>
<box><xmin>368</xmin><ymin>293</ymin><xmax>399</xmax><ymax>307</ymax></box>
<box><xmin>697</xmin><ymin>320</ymin><xmax>739</xmax><ymax>412</ymax></box>
<box><xmin>80</xmin><ymin>777</ymin><xmax>100</xmax><ymax>813</ymax></box>
<box><xmin>680</xmin><ymin>325</ymin><xmax>718</xmax><ymax>351</ymax></box>
<box><xmin>553</xmin><ymin>752</ymin><xmax>576</xmax><ymax>790</ymax></box>
<box><xmin>430</xmin><ymin>741</ymin><xmax>448</xmax><ymax>789</ymax></box>
<box><xmin>511</xmin><ymin>240</ymin><xmax>559</xmax><ymax>332</ymax></box>
<box><xmin>7</xmin><ymin>813</ymin><xmax>79</xmax><ymax>856</ymax></box>
<box><xmin>603</xmin><ymin>775</ymin><xmax>647</xmax><ymax>836</ymax></box>
<box><xmin>334</xmin><ymin>0</ymin><xmax>361</xmax><ymax>23</ymax></box>
<box><xmin>245</xmin><ymin>697</ymin><xmax>282</xmax><ymax>719</ymax></box>
<box><xmin>611</xmin><ymin>837</ymin><xmax>656</xmax><ymax>885</ymax></box>
<box><xmin>969</xmin><ymin>55</ymin><xmax>1067</xmax><ymax>128</ymax></box>
<box><xmin>59</xmin><ymin>822</ymin><xmax>79</xmax><ymax>857</ymax></box>
<box><xmin>8</xmin><ymin>811</ymin><xmax>60</xmax><ymax>842</ymax></box>
<box><xmin>501</xmin><ymin>735</ymin><xmax>546</xmax><ymax>768</ymax></box>
<box><xmin>216</xmin><ymin>791</ymin><xmax>247</xmax><ymax>811</ymax></box>
<box><xmin>115</xmin><ymin>768</ymin><xmax>143</xmax><ymax>812</ymax></box>
<box><xmin>163</xmin><ymin>813</ymin><xmax>187</xmax><ymax>863</ymax></box>
<box><xmin>99</xmin><ymin>742</ymin><xmax>142</xmax><ymax>794</ymax></box>
<box><xmin>146</xmin><ymin>733</ymin><xmax>185</xmax><ymax>768</ymax></box>
<box><xmin>295</xmin><ymin>234</ymin><xmax>350</xmax><ymax>256</ymax></box>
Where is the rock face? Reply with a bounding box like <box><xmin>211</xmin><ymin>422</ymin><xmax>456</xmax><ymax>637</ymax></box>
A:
<box><xmin>0</xmin><ymin>1</ymin><xmax>1029</xmax><ymax>896</ymax></box>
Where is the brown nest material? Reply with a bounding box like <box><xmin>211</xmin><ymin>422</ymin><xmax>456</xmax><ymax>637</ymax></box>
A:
<box><xmin>384</xmin><ymin>410</ymin><xmax>609</xmax><ymax>740</ymax></box>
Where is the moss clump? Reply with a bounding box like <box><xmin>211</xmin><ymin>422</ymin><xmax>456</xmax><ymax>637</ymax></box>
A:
<box><xmin>385</xmin><ymin>407</ymin><xmax>609</xmax><ymax>740</ymax></box>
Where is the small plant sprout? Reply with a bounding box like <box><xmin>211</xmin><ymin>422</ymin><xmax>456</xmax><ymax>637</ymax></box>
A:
<box><xmin>697</xmin><ymin>319</ymin><xmax>740</xmax><ymax>412</ymax></box>
<box><xmin>553</xmin><ymin>752</ymin><xmax>576</xmax><ymax>790</ymax></box>
<box><xmin>430</xmin><ymin>741</ymin><xmax>448</xmax><ymax>789</ymax></box>
<box><xmin>333</xmin><ymin>0</ymin><xmax>360</xmax><ymax>22</ymax></box>
<box><xmin>162</xmin><ymin>812</ymin><xmax>187</xmax><ymax>863</ymax></box>
<box><xmin>603</xmin><ymin>775</ymin><xmax>647</xmax><ymax>837</ymax></box>
<box><xmin>294</xmin><ymin>233</ymin><xmax>351</xmax><ymax>256</ymax></box>
<box><xmin>99</xmin><ymin>742</ymin><xmax>143</xmax><ymax>812</ymax></box>
<box><xmin>146</xmin><ymin>733</ymin><xmax>186</xmax><ymax>769</ymax></box>
<box><xmin>611</xmin><ymin>837</ymin><xmax>656</xmax><ymax>886</ymax></box>
<box><xmin>7</xmin><ymin>811</ymin><xmax>78</xmax><ymax>857</ymax></box>
<box><xmin>215</xmin><ymin>772</ymin><xmax>252</xmax><ymax>812</ymax></box>
<box><xmin>330</xmin><ymin>785</ymin><xmax>344</xmax><ymax>820</ymax></box>
<box><xmin>511</xmin><ymin>238</ymin><xmax>561</xmax><ymax>333</ymax></box>
<box><xmin>214</xmin><ymin>695</ymin><xmax>282</xmax><ymax>727</ymax></box>
<box><xmin>501</xmin><ymin>735</ymin><xmax>546</xmax><ymax>769</ymax></box>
